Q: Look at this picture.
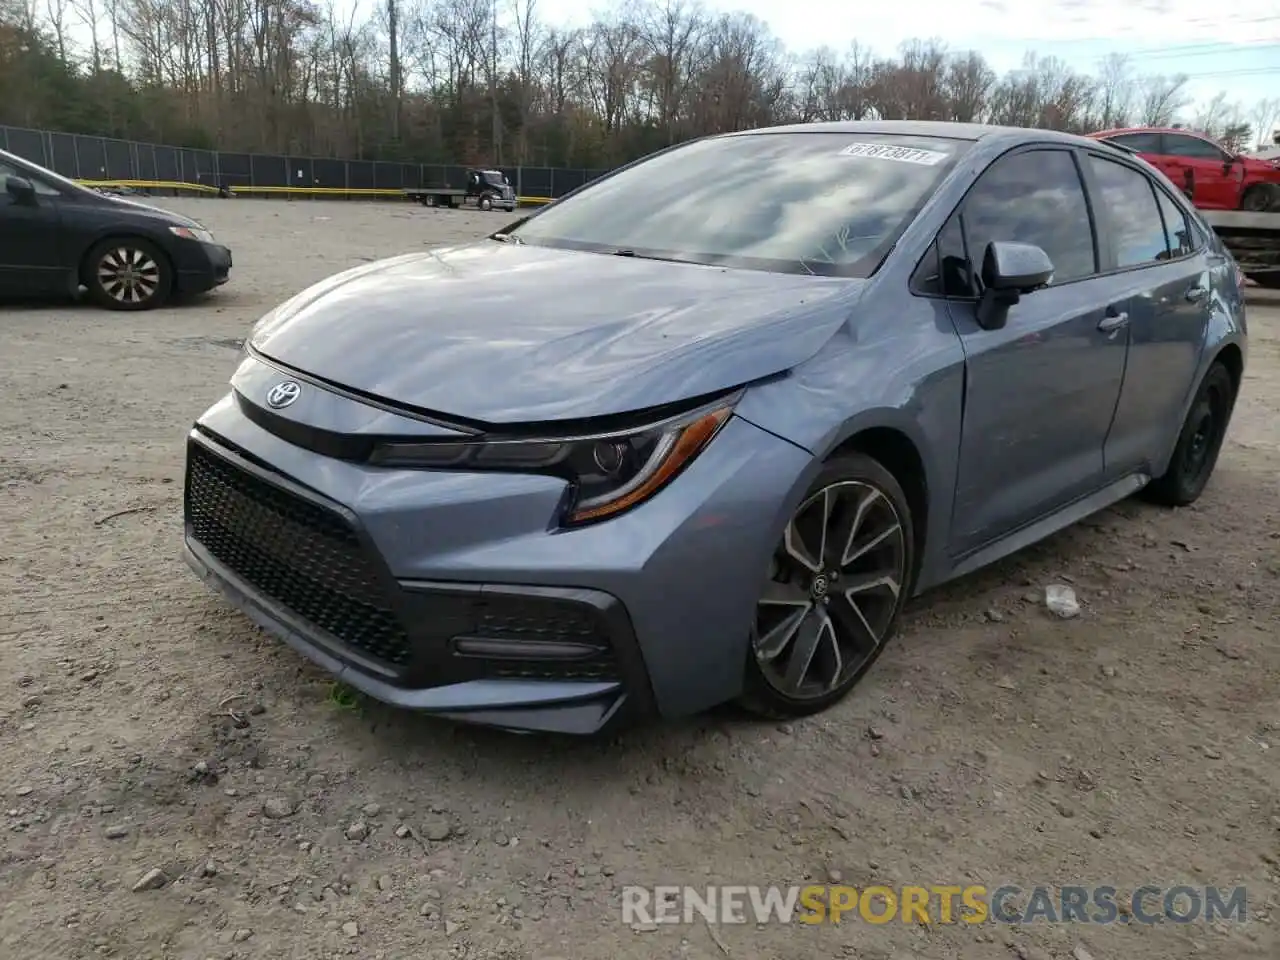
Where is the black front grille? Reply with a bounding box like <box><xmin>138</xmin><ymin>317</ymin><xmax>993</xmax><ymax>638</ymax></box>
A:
<box><xmin>185</xmin><ymin>440</ymin><xmax>411</xmax><ymax>668</ymax></box>
<box><xmin>468</xmin><ymin>594</ymin><xmax>619</xmax><ymax>681</ymax></box>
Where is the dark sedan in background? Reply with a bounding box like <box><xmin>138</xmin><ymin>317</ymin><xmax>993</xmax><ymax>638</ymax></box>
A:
<box><xmin>0</xmin><ymin>147</ymin><xmax>232</xmax><ymax>310</ymax></box>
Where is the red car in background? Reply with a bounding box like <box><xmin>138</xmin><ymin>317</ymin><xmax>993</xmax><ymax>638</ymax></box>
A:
<box><xmin>1087</xmin><ymin>127</ymin><xmax>1280</xmax><ymax>212</ymax></box>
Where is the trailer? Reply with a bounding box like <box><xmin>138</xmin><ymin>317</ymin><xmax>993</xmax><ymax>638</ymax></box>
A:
<box><xmin>1203</xmin><ymin>210</ymin><xmax>1280</xmax><ymax>289</ymax></box>
<box><xmin>404</xmin><ymin>168</ymin><xmax>517</xmax><ymax>212</ymax></box>
<box><xmin>1093</xmin><ymin>138</ymin><xmax>1280</xmax><ymax>289</ymax></box>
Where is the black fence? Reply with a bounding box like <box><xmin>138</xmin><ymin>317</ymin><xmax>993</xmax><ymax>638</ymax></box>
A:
<box><xmin>0</xmin><ymin>125</ymin><xmax>610</xmax><ymax>199</ymax></box>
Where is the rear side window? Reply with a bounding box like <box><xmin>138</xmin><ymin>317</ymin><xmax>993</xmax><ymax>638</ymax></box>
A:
<box><xmin>1086</xmin><ymin>156</ymin><xmax>1168</xmax><ymax>267</ymax></box>
<box><xmin>1108</xmin><ymin>133</ymin><xmax>1164</xmax><ymax>154</ymax></box>
<box><xmin>961</xmin><ymin>149</ymin><xmax>1097</xmax><ymax>285</ymax></box>
<box><xmin>1153</xmin><ymin>188</ymin><xmax>1197</xmax><ymax>259</ymax></box>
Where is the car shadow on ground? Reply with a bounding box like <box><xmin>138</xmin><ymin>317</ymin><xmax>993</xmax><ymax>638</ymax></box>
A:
<box><xmin>0</xmin><ymin>289</ymin><xmax>230</xmax><ymax>312</ymax></box>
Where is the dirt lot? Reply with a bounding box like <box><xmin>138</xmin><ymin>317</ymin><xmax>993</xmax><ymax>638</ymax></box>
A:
<box><xmin>1</xmin><ymin>198</ymin><xmax>1278</xmax><ymax>960</ymax></box>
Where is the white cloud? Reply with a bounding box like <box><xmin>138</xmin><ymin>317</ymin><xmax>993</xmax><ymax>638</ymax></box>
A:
<box><xmin>679</xmin><ymin>0</ymin><xmax>1280</xmax><ymax>51</ymax></box>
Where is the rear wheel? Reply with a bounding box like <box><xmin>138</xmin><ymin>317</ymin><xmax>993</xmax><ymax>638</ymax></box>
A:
<box><xmin>1240</xmin><ymin>185</ymin><xmax>1273</xmax><ymax>213</ymax></box>
<box><xmin>738</xmin><ymin>453</ymin><xmax>915</xmax><ymax>719</ymax></box>
<box><xmin>84</xmin><ymin>238</ymin><xmax>172</xmax><ymax>311</ymax></box>
<box><xmin>1143</xmin><ymin>362</ymin><xmax>1236</xmax><ymax>506</ymax></box>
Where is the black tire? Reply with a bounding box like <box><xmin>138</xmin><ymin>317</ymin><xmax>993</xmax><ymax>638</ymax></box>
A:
<box><xmin>1240</xmin><ymin>185</ymin><xmax>1272</xmax><ymax>213</ymax></box>
<box><xmin>478</xmin><ymin>193</ymin><xmax>493</xmax><ymax>211</ymax></box>
<box><xmin>1142</xmin><ymin>362</ymin><xmax>1236</xmax><ymax>507</ymax></box>
<box><xmin>738</xmin><ymin>452</ymin><xmax>916</xmax><ymax>719</ymax></box>
<box><xmin>83</xmin><ymin>237</ymin><xmax>172</xmax><ymax>311</ymax></box>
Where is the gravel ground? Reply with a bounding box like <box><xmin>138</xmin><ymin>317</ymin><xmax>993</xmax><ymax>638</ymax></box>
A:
<box><xmin>1</xmin><ymin>198</ymin><xmax>1278</xmax><ymax>960</ymax></box>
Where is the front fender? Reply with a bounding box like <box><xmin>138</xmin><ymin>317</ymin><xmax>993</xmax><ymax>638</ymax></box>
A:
<box><xmin>734</xmin><ymin>324</ymin><xmax>967</xmax><ymax>595</ymax></box>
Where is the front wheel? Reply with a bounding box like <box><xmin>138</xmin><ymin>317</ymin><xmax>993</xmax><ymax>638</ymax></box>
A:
<box><xmin>738</xmin><ymin>453</ymin><xmax>915</xmax><ymax>719</ymax></box>
<box><xmin>1142</xmin><ymin>361</ymin><xmax>1236</xmax><ymax>506</ymax></box>
<box><xmin>478</xmin><ymin>193</ymin><xmax>493</xmax><ymax>211</ymax></box>
<box><xmin>84</xmin><ymin>238</ymin><xmax>172</xmax><ymax>310</ymax></box>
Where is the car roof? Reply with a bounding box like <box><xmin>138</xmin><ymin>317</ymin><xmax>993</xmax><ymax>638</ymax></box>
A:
<box><xmin>721</xmin><ymin>119</ymin><xmax>1100</xmax><ymax>148</ymax></box>
<box><xmin>1090</xmin><ymin>126</ymin><xmax>1217</xmax><ymax>140</ymax></box>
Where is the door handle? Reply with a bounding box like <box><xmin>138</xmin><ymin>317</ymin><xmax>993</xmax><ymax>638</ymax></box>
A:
<box><xmin>1185</xmin><ymin>284</ymin><xmax>1209</xmax><ymax>303</ymax></box>
<box><xmin>1098</xmin><ymin>312</ymin><xmax>1129</xmax><ymax>333</ymax></box>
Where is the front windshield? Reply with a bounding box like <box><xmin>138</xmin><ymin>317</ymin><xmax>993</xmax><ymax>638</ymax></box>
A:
<box><xmin>509</xmin><ymin>132</ymin><xmax>969</xmax><ymax>277</ymax></box>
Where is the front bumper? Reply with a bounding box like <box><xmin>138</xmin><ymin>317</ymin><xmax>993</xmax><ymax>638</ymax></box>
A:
<box><xmin>184</xmin><ymin>539</ymin><xmax>636</xmax><ymax>735</ymax></box>
<box><xmin>181</xmin><ymin>382</ymin><xmax>814</xmax><ymax>733</ymax></box>
<box><xmin>176</xmin><ymin>242</ymin><xmax>232</xmax><ymax>294</ymax></box>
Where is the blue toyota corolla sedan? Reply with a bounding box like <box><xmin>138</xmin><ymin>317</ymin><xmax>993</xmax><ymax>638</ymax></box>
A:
<box><xmin>183</xmin><ymin>121</ymin><xmax>1246</xmax><ymax>734</ymax></box>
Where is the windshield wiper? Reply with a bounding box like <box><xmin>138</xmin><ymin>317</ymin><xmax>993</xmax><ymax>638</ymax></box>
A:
<box><xmin>489</xmin><ymin>216</ymin><xmax>530</xmax><ymax>244</ymax></box>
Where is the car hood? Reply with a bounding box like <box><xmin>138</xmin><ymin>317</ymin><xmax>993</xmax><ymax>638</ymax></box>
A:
<box><xmin>100</xmin><ymin>193</ymin><xmax>206</xmax><ymax>230</ymax></box>
<box><xmin>249</xmin><ymin>242</ymin><xmax>864</xmax><ymax>424</ymax></box>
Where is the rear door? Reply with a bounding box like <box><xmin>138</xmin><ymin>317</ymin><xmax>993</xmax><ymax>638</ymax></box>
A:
<box><xmin>0</xmin><ymin>161</ymin><xmax>66</xmax><ymax>295</ymax></box>
<box><xmin>1162</xmin><ymin>133</ymin><xmax>1240</xmax><ymax>209</ymax></box>
<box><xmin>1082</xmin><ymin>151</ymin><xmax>1216</xmax><ymax>477</ymax></box>
<box><xmin>941</xmin><ymin>146</ymin><xmax>1129</xmax><ymax>556</ymax></box>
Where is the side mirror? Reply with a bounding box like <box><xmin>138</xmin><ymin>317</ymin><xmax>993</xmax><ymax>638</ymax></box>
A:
<box><xmin>6</xmin><ymin>176</ymin><xmax>36</xmax><ymax>205</ymax></box>
<box><xmin>975</xmin><ymin>241</ymin><xmax>1054</xmax><ymax>331</ymax></box>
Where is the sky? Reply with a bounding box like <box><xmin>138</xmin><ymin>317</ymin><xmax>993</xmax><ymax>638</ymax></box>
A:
<box><xmin>535</xmin><ymin>0</ymin><xmax>1280</xmax><ymax>119</ymax></box>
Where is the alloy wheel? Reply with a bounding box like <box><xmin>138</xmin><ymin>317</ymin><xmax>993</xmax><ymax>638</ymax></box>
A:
<box><xmin>753</xmin><ymin>480</ymin><xmax>907</xmax><ymax>700</ymax></box>
<box><xmin>97</xmin><ymin>247</ymin><xmax>161</xmax><ymax>305</ymax></box>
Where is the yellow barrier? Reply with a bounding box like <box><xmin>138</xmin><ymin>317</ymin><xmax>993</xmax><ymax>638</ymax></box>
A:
<box><xmin>75</xmin><ymin>178</ymin><xmax>553</xmax><ymax>205</ymax></box>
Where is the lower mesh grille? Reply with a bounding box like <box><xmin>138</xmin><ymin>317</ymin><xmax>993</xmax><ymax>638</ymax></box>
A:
<box><xmin>185</xmin><ymin>440</ymin><xmax>411</xmax><ymax>668</ymax></box>
<box><xmin>469</xmin><ymin>594</ymin><xmax>619</xmax><ymax>681</ymax></box>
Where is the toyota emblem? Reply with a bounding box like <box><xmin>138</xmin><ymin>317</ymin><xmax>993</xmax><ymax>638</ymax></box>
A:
<box><xmin>266</xmin><ymin>380</ymin><xmax>301</xmax><ymax>409</ymax></box>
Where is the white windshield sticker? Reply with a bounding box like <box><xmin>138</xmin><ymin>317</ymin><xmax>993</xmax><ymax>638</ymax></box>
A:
<box><xmin>839</xmin><ymin>143</ymin><xmax>948</xmax><ymax>165</ymax></box>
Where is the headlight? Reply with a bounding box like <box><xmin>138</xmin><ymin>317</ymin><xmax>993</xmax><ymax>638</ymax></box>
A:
<box><xmin>370</xmin><ymin>397</ymin><xmax>737</xmax><ymax>524</ymax></box>
<box><xmin>169</xmin><ymin>224</ymin><xmax>215</xmax><ymax>243</ymax></box>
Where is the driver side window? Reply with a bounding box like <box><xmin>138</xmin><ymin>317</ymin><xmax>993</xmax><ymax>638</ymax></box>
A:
<box><xmin>961</xmin><ymin>149</ymin><xmax>1098</xmax><ymax>288</ymax></box>
<box><xmin>0</xmin><ymin>161</ymin><xmax>18</xmax><ymax>196</ymax></box>
<box><xmin>0</xmin><ymin>161</ymin><xmax>60</xmax><ymax>197</ymax></box>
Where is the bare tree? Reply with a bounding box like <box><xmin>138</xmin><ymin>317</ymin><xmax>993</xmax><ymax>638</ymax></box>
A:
<box><xmin>509</xmin><ymin>0</ymin><xmax>543</xmax><ymax>161</ymax></box>
<box><xmin>1248</xmin><ymin>96</ymin><xmax>1280</xmax><ymax>150</ymax></box>
<box><xmin>2</xmin><ymin>2</ymin><xmax>1261</xmax><ymax>175</ymax></box>
<box><xmin>946</xmin><ymin>50</ymin><xmax>995</xmax><ymax>124</ymax></box>
<box><xmin>71</xmin><ymin>0</ymin><xmax>103</xmax><ymax>72</ymax></box>
<box><xmin>1094</xmin><ymin>53</ymin><xmax>1134</xmax><ymax>130</ymax></box>
<box><xmin>386</xmin><ymin>0</ymin><xmax>402</xmax><ymax>141</ymax></box>
<box><xmin>1139</xmin><ymin>74</ymin><xmax>1191</xmax><ymax>127</ymax></box>
<box><xmin>44</xmin><ymin>0</ymin><xmax>68</xmax><ymax>60</ymax></box>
